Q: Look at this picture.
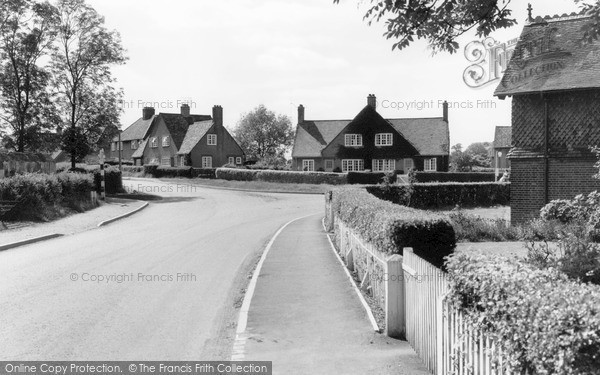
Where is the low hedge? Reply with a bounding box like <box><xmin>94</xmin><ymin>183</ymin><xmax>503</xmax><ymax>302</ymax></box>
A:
<box><xmin>447</xmin><ymin>252</ymin><xmax>600</xmax><ymax>373</ymax></box>
<box><xmin>191</xmin><ymin>168</ymin><xmax>216</xmax><ymax>179</ymax></box>
<box><xmin>367</xmin><ymin>182</ymin><xmax>510</xmax><ymax>208</ymax></box>
<box><xmin>331</xmin><ymin>187</ymin><xmax>456</xmax><ymax>268</ymax></box>
<box><xmin>216</xmin><ymin>167</ymin><xmax>347</xmax><ymax>185</ymax></box>
<box><xmin>92</xmin><ymin>167</ymin><xmax>123</xmax><ymax>195</ymax></box>
<box><xmin>0</xmin><ymin>172</ymin><xmax>94</xmax><ymax>220</ymax></box>
<box><xmin>122</xmin><ymin>165</ymin><xmax>144</xmax><ymax>173</ymax></box>
<box><xmin>347</xmin><ymin>171</ymin><xmax>386</xmax><ymax>185</ymax></box>
<box><xmin>414</xmin><ymin>172</ymin><xmax>496</xmax><ymax>183</ymax></box>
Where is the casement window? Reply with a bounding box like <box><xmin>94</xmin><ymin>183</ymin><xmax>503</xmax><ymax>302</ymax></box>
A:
<box><xmin>207</xmin><ymin>134</ymin><xmax>217</xmax><ymax>145</ymax></box>
<box><xmin>150</xmin><ymin>137</ymin><xmax>158</xmax><ymax>148</ymax></box>
<box><xmin>404</xmin><ymin>158</ymin><xmax>414</xmax><ymax>171</ymax></box>
<box><xmin>131</xmin><ymin>140</ymin><xmax>137</xmax><ymax>150</ymax></box>
<box><xmin>302</xmin><ymin>159</ymin><xmax>315</xmax><ymax>172</ymax></box>
<box><xmin>373</xmin><ymin>159</ymin><xmax>396</xmax><ymax>172</ymax></box>
<box><xmin>111</xmin><ymin>142</ymin><xmax>116</xmax><ymax>152</ymax></box>
<box><xmin>150</xmin><ymin>157</ymin><xmax>158</xmax><ymax>164</ymax></box>
<box><xmin>180</xmin><ymin>156</ymin><xmax>186</xmax><ymax>167</ymax></box>
<box><xmin>324</xmin><ymin>159</ymin><xmax>334</xmax><ymax>170</ymax></box>
<box><xmin>375</xmin><ymin>133</ymin><xmax>393</xmax><ymax>146</ymax></box>
<box><xmin>161</xmin><ymin>157</ymin><xmax>171</xmax><ymax>166</ymax></box>
<box><xmin>162</xmin><ymin>136</ymin><xmax>170</xmax><ymax>147</ymax></box>
<box><xmin>236</xmin><ymin>156</ymin><xmax>242</xmax><ymax>165</ymax></box>
<box><xmin>342</xmin><ymin>159</ymin><xmax>364</xmax><ymax>172</ymax></box>
<box><xmin>344</xmin><ymin>134</ymin><xmax>363</xmax><ymax>147</ymax></box>
<box><xmin>119</xmin><ymin>142</ymin><xmax>123</xmax><ymax>150</ymax></box>
<box><xmin>424</xmin><ymin>158</ymin><xmax>437</xmax><ymax>172</ymax></box>
<box><xmin>228</xmin><ymin>156</ymin><xmax>235</xmax><ymax>165</ymax></box>
<box><xmin>202</xmin><ymin>156</ymin><xmax>213</xmax><ymax>168</ymax></box>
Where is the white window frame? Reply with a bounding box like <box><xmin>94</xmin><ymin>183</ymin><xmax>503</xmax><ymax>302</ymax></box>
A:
<box><xmin>207</xmin><ymin>134</ymin><xmax>217</xmax><ymax>145</ymax></box>
<box><xmin>180</xmin><ymin>156</ymin><xmax>186</xmax><ymax>167</ymax></box>
<box><xmin>161</xmin><ymin>157</ymin><xmax>171</xmax><ymax>166</ymax></box>
<box><xmin>162</xmin><ymin>136</ymin><xmax>170</xmax><ymax>147</ymax></box>
<box><xmin>202</xmin><ymin>156</ymin><xmax>213</xmax><ymax>168</ymax></box>
<box><xmin>302</xmin><ymin>159</ymin><xmax>315</xmax><ymax>172</ymax></box>
<box><xmin>150</xmin><ymin>137</ymin><xmax>158</xmax><ymax>148</ymax></box>
<box><xmin>324</xmin><ymin>159</ymin><xmax>334</xmax><ymax>171</ymax></box>
<box><xmin>424</xmin><ymin>158</ymin><xmax>437</xmax><ymax>172</ymax></box>
<box><xmin>344</xmin><ymin>134</ymin><xmax>363</xmax><ymax>147</ymax></box>
<box><xmin>404</xmin><ymin>158</ymin><xmax>414</xmax><ymax>171</ymax></box>
<box><xmin>342</xmin><ymin>159</ymin><xmax>364</xmax><ymax>172</ymax></box>
<box><xmin>111</xmin><ymin>142</ymin><xmax>116</xmax><ymax>152</ymax></box>
<box><xmin>375</xmin><ymin>133</ymin><xmax>393</xmax><ymax>146</ymax></box>
<box><xmin>373</xmin><ymin>159</ymin><xmax>396</xmax><ymax>172</ymax></box>
<box><xmin>228</xmin><ymin>156</ymin><xmax>235</xmax><ymax>165</ymax></box>
<box><xmin>236</xmin><ymin>156</ymin><xmax>242</xmax><ymax>165</ymax></box>
<box><xmin>131</xmin><ymin>140</ymin><xmax>137</xmax><ymax>150</ymax></box>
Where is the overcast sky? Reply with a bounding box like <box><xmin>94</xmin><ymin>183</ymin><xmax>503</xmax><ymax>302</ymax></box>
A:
<box><xmin>87</xmin><ymin>0</ymin><xmax>580</xmax><ymax>147</ymax></box>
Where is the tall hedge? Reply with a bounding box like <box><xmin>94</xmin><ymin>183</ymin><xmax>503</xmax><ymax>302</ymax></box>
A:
<box><xmin>367</xmin><ymin>182</ymin><xmax>510</xmax><ymax>208</ymax></box>
<box><xmin>447</xmin><ymin>252</ymin><xmax>600</xmax><ymax>373</ymax></box>
<box><xmin>331</xmin><ymin>187</ymin><xmax>456</xmax><ymax>268</ymax></box>
<box><xmin>414</xmin><ymin>172</ymin><xmax>496</xmax><ymax>183</ymax></box>
<box><xmin>92</xmin><ymin>167</ymin><xmax>123</xmax><ymax>195</ymax></box>
<box><xmin>216</xmin><ymin>167</ymin><xmax>347</xmax><ymax>185</ymax></box>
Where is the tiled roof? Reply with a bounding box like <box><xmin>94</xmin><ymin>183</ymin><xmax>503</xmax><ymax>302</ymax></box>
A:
<box><xmin>387</xmin><ymin>117</ymin><xmax>449</xmax><ymax>155</ymax></box>
<box><xmin>132</xmin><ymin>139</ymin><xmax>147</xmax><ymax>159</ymax></box>
<box><xmin>158</xmin><ymin>113</ymin><xmax>211</xmax><ymax>150</ymax></box>
<box><xmin>495</xmin><ymin>13</ymin><xmax>600</xmax><ymax>97</ymax></box>
<box><xmin>177</xmin><ymin>120</ymin><xmax>214</xmax><ymax>155</ymax></box>
<box><xmin>493</xmin><ymin>126</ymin><xmax>512</xmax><ymax>148</ymax></box>
<box><xmin>118</xmin><ymin>116</ymin><xmax>155</xmax><ymax>141</ymax></box>
<box><xmin>291</xmin><ymin>105</ymin><xmax>449</xmax><ymax>157</ymax></box>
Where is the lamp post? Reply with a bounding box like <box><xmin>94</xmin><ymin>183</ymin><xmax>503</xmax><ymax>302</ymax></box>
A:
<box><xmin>98</xmin><ymin>149</ymin><xmax>106</xmax><ymax>201</ymax></box>
<box><xmin>118</xmin><ymin>130</ymin><xmax>122</xmax><ymax>172</ymax></box>
<box><xmin>495</xmin><ymin>151</ymin><xmax>503</xmax><ymax>181</ymax></box>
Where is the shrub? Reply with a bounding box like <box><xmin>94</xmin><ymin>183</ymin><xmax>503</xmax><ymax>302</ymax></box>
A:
<box><xmin>215</xmin><ymin>168</ymin><xmax>260</xmax><ymax>181</ymax></box>
<box><xmin>447</xmin><ymin>211</ymin><xmax>522</xmax><ymax>242</ymax></box>
<box><xmin>447</xmin><ymin>252</ymin><xmax>600</xmax><ymax>374</ymax></box>
<box><xmin>91</xmin><ymin>166</ymin><xmax>123</xmax><ymax>195</ymax></box>
<box><xmin>143</xmin><ymin>164</ymin><xmax>159</xmax><ymax>176</ymax></box>
<box><xmin>347</xmin><ymin>171</ymin><xmax>387</xmax><ymax>185</ymax></box>
<box><xmin>215</xmin><ymin>167</ymin><xmax>347</xmax><ymax>184</ymax></box>
<box><xmin>191</xmin><ymin>168</ymin><xmax>216</xmax><ymax>179</ymax></box>
<box><xmin>122</xmin><ymin>165</ymin><xmax>144</xmax><ymax>173</ymax></box>
<box><xmin>414</xmin><ymin>172</ymin><xmax>496</xmax><ymax>183</ymax></box>
<box><xmin>330</xmin><ymin>187</ymin><xmax>456</xmax><ymax>268</ymax></box>
<box><xmin>367</xmin><ymin>182</ymin><xmax>510</xmax><ymax>209</ymax></box>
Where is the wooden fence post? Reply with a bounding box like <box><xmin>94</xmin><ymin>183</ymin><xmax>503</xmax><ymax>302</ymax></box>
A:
<box><xmin>385</xmin><ymin>254</ymin><xmax>405</xmax><ymax>338</ymax></box>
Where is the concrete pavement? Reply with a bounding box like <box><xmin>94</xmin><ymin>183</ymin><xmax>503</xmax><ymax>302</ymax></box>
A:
<box><xmin>240</xmin><ymin>215</ymin><xmax>430</xmax><ymax>374</ymax></box>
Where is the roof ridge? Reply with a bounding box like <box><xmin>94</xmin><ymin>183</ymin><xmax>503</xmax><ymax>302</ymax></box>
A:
<box><xmin>528</xmin><ymin>10</ymin><xmax>590</xmax><ymax>25</ymax></box>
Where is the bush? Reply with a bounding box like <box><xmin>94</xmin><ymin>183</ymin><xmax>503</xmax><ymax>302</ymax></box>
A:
<box><xmin>447</xmin><ymin>211</ymin><xmax>522</xmax><ymax>242</ymax></box>
<box><xmin>122</xmin><ymin>165</ymin><xmax>144</xmax><ymax>173</ymax></box>
<box><xmin>347</xmin><ymin>171</ymin><xmax>387</xmax><ymax>185</ymax></box>
<box><xmin>414</xmin><ymin>172</ymin><xmax>496</xmax><ymax>183</ymax></box>
<box><xmin>367</xmin><ymin>182</ymin><xmax>510</xmax><ymax>209</ymax></box>
<box><xmin>91</xmin><ymin>166</ymin><xmax>123</xmax><ymax>195</ymax></box>
<box><xmin>215</xmin><ymin>167</ymin><xmax>347</xmax><ymax>185</ymax></box>
<box><xmin>155</xmin><ymin>167</ymin><xmax>193</xmax><ymax>178</ymax></box>
<box><xmin>0</xmin><ymin>172</ymin><xmax>94</xmax><ymax>220</ymax></box>
<box><xmin>191</xmin><ymin>168</ymin><xmax>216</xmax><ymax>179</ymax></box>
<box><xmin>330</xmin><ymin>187</ymin><xmax>456</xmax><ymax>268</ymax></box>
<box><xmin>143</xmin><ymin>164</ymin><xmax>158</xmax><ymax>176</ymax></box>
<box><xmin>447</xmin><ymin>252</ymin><xmax>600</xmax><ymax>374</ymax></box>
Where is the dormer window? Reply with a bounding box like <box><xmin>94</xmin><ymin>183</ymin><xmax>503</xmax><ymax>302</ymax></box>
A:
<box><xmin>150</xmin><ymin>137</ymin><xmax>158</xmax><ymax>148</ymax></box>
<box><xmin>162</xmin><ymin>136</ymin><xmax>170</xmax><ymax>147</ymax></box>
<box><xmin>207</xmin><ymin>134</ymin><xmax>217</xmax><ymax>145</ymax></box>
<box><xmin>375</xmin><ymin>133</ymin><xmax>393</xmax><ymax>146</ymax></box>
<box><xmin>345</xmin><ymin>134</ymin><xmax>363</xmax><ymax>147</ymax></box>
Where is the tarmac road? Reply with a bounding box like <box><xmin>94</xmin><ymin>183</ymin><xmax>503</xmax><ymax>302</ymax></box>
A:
<box><xmin>0</xmin><ymin>178</ymin><xmax>322</xmax><ymax>360</ymax></box>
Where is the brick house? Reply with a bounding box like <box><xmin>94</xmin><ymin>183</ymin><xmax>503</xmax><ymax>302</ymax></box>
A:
<box><xmin>492</xmin><ymin>126</ymin><xmax>512</xmax><ymax>170</ymax></box>
<box><xmin>495</xmin><ymin>10</ymin><xmax>600</xmax><ymax>223</ymax></box>
<box><xmin>291</xmin><ymin>95</ymin><xmax>450</xmax><ymax>172</ymax></box>
<box><xmin>110</xmin><ymin>104</ymin><xmax>243</xmax><ymax>168</ymax></box>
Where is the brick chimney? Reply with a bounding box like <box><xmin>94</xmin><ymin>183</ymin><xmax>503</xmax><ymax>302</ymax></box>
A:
<box><xmin>298</xmin><ymin>104</ymin><xmax>305</xmax><ymax>123</ymax></box>
<box><xmin>180</xmin><ymin>104</ymin><xmax>190</xmax><ymax>116</ymax></box>
<box><xmin>367</xmin><ymin>94</ymin><xmax>376</xmax><ymax>109</ymax></box>
<box><xmin>142</xmin><ymin>107</ymin><xmax>155</xmax><ymax>120</ymax></box>
<box><xmin>212</xmin><ymin>105</ymin><xmax>223</xmax><ymax>127</ymax></box>
<box><xmin>442</xmin><ymin>100</ymin><xmax>449</xmax><ymax>122</ymax></box>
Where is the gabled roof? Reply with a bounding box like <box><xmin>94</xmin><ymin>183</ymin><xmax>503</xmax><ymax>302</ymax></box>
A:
<box><xmin>177</xmin><ymin>120</ymin><xmax>214</xmax><ymax>155</ymax></box>
<box><xmin>495</xmin><ymin>13</ymin><xmax>600</xmax><ymax>97</ymax></box>
<box><xmin>292</xmin><ymin>105</ymin><xmax>449</xmax><ymax>158</ymax></box>
<box><xmin>158</xmin><ymin>113</ymin><xmax>212</xmax><ymax>150</ymax></box>
<box><xmin>118</xmin><ymin>116</ymin><xmax>155</xmax><ymax>141</ymax></box>
<box><xmin>493</xmin><ymin>126</ymin><xmax>512</xmax><ymax>148</ymax></box>
<box><xmin>132</xmin><ymin>139</ymin><xmax>147</xmax><ymax>159</ymax></box>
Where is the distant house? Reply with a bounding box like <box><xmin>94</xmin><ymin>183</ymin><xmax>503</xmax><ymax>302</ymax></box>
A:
<box><xmin>291</xmin><ymin>95</ymin><xmax>450</xmax><ymax>172</ymax></box>
<box><xmin>494</xmin><ymin>9</ymin><xmax>600</xmax><ymax>223</ymax></box>
<box><xmin>109</xmin><ymin>104</ymin><xmax>244</xmax><ymax>168</ymax></box>
<box><xmin>492</xmin><ymin>126</ymin><xmax>511</xmax><ymax>170</ymax></box>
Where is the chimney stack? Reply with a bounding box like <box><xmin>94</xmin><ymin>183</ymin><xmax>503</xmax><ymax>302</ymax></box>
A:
<box><xmin>212</xmin><ymin>105</ymin><xmax>223</xmax><ymax>127</ymax></box>
<box><xmin>142</xmin><ymin>107</ymin><xmax>155</xmax><ymax>120</ymax></box>
<box><xmin>298</xmin><ymin>104</ymin><xmax>305</xmax><ymax>123</ymax></box>
<box><xmin>367</xmin><ymin>94</ymin><xmax>377</xmax><ymax>109</ymax></box>
<box><xmin>443</xmin><ymin>101</ymin><xmax>449</xmax><ymax>122</ymax></box>
<box><xmin>180</xmin><ymin>104</ymin><xmax>190</xmax><ymax>116</ymax></box>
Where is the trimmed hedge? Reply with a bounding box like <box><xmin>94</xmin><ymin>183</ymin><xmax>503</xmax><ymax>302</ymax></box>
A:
<box><xmin>0</xmin><ymin>172</ymin><xmax>94</xmax><ymax>220</ymax></box>
<box><xmin>367</xmin><ymin>182</ymin><xmax>510</xmax><ymax>208</ymax></box>
<box><xmin>122</xmin><ymin>165</ymin><xmax>144</xmax><ymax>173</ymax></box>
<box><xmin>447</xmin><ymin>252</ymin><xmax>600</xmax><ymax>373</ymax></box>
<box><xmin>92</xmin><ymin>167</ymin><xmax>123</xmax><ymax>195</ymax></box>
<box><xmin>414</xmin><ymin>172</ymin><xmax>496</xmax><ymax>183</ymax></box>
<box><xmin>191</xmin><ymin>168</ymin><xmax>216</xmax><ymax>179</ymax></box>
<box><xmin>216</xmin><ymin>167</ymin><xmax>347</xmax><ymax>185</ymax></box>
<box><xmin>330</xmin><ymin>187</ymin><xmax>456</xmax><ymax>268</ymax></box>
<box><xmin>347</xmin><ymin>171</ymin><xmax>386</xmax><ymax>185</ymax></box>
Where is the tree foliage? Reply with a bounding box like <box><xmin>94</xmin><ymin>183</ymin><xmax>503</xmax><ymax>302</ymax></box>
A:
<box><xmin>233</xmin><ymin>104</ymin><xmax>294</xmax><ymax>165</ymax></box>
<box><xmin>450</xmin><ymin>142</ymin><xmax>491</xmax><ymax>171</ymax></box>
<box><xmin>335</xmin><ymin>0</ymin><xmax>600</xmax><ymax>54</ymax></box>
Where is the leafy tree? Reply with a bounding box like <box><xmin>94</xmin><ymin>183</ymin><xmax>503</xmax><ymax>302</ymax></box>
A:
<box><xmin>60</xmin><ymin>125</ymin><xmax>89</xmax><ymax>162</ymax></box>
<box><xmin>51</xmin><ymin>0</ymin><xmax>126</xmax><ymax>168</ymax></box>
<box><xmin>465</xmin><ymin>142</ymin><xmax>492</xmax><ymax>168</ymax></box>
<box><xmin>450</xmin><ymin>142</ymin><xmax>491</xmax><ymax>171</ymax></box>
<box><xmin>234</xmin><ymin>104</ymin><xmax>294</xmax><ymax>164</ymax></box>
<box><xmin>0</xmin><ymin>0</ymin><xmax>60</xmax><ymax>152</ymax></box>
<box><xmin>334</xmin><ymin>0</ymin><xmax>600</xmax><ymax>54</ymax></box>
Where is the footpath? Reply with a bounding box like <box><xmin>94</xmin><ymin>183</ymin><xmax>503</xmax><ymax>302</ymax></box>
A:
<box><xmin>237</xmin><ymin>215</ymin><xmax>430</xmax><ymax>374</ymax></box>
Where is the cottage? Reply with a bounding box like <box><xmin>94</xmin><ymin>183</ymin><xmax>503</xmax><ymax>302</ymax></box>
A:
<box><xmin>495</xmin><ymin>9</ymin><xmax>600</xmax><ymax>223</ymax></box>
<box><xmin>291</xmin><ymin>95</ymin><xmax>450</xmax><ymax>172</ymax></box>
<box><xmin>492</xmin><ymin>126</ymin><xmax>512</xmax><ymax>171</ymax></box>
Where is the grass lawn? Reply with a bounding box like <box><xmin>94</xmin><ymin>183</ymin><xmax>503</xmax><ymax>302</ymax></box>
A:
<box><xmin>155</xmin><ymin>177</ymin><xmax>338</xmax><ymax>194</ymax></box>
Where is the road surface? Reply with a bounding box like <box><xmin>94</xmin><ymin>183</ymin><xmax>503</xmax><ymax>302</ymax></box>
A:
<box><xmin>0</xmin><ymin>178</ymin><xmax>322</xmax><ymax>360</ymax></box>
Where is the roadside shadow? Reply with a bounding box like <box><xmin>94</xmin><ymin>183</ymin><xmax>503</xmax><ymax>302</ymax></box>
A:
<box><xmin>150</xmin><ymin>196</ymin><xmax>202</xmax><ymax>204</ymax></box>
